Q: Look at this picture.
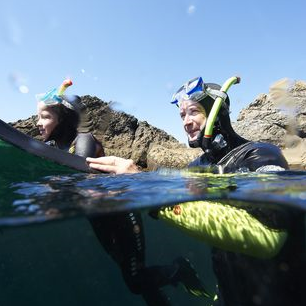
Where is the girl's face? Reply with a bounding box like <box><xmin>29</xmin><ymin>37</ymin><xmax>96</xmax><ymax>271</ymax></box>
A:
<box><xmin>179</xmin><ymin>100</ymin><xmax>207</xmax><ymax>142</ymax></box>
<box><xmin>36</xmin><ymin>102</ymin><xmax>59</xmax><ymax>141</ymax></box>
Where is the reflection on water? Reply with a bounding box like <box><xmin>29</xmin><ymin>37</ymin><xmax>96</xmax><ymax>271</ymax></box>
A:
<box><xmin>2</xmin><ymin>170</ymin><xmax>306</xmax><ymax>224</ymax></box>
<box><xmin>0</xmin><ymin>170</ymin><xmax>305</xmax><ymax>305</ymax></box>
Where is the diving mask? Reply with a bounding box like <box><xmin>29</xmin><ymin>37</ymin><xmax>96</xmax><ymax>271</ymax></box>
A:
<box><xmin>35</xmin><ymin>88</ymin><xmax>63</xmax><ymax>106</ymax></box>
<box><xmin>171</xmin><ymin>77</ymin><xmax>227</xmax><ymax>107</ymax></box>
<box><xmin>36</xmin><ymin>79</ymin><xmax>73</xmax><ymax>106</ymax></box>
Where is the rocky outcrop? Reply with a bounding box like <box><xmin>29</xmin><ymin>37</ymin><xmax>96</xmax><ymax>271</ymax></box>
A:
<box><xmin>11</xmin><ymin>80</ymin><xmax>306</xmax><ymax>170</ymax></box>
<box><xmin>233</xmin><ymin>80</ymin><xmax>306</xmax><ymax>169</ymax></box>
<box><xmin>11</xmin><ymin>96</ymin><xmax>202</xmax><ymax>170</ymax></box>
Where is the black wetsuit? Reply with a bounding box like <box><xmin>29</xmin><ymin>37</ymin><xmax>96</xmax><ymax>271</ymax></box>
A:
<box><xmin>67</xmin><ymin>133</ymin><xmax>194</xmax><ymax>306</ymax></box>
<box><xmin>189</xmin><ymin>141</ymin><xmax>306</xmax><ymax>306</ymax></box>
<box><xmin>90</xmin><ymin>213</ymin><xmax>183</xmax><ymax>306</ymax></box>
<box><xmin>189</xmin><ymin>141</ymin><xmax>289</xmax><ymax>173</ymax></box>
<box><xmin>46</xmin><ymin>132</ymin><xmax>102</xmax><ymax>157</ymax></box>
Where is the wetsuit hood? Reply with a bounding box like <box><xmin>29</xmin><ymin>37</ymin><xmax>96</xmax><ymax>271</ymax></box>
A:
<box><xmin>188</xmin><ymin>83</ymin><xmax>247</xmax><ymax>163</ymax></box>
<box><xmin>46</xmin><ymin>102</ymin><xmax>80</xmax><ymax>149</ymax></box>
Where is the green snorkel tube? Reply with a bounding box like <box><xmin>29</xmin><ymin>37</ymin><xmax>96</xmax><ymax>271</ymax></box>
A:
<box><xmin>201</xmin><ymin>76</ymin><xmax>240</xmax><ymax>158</ymax></box>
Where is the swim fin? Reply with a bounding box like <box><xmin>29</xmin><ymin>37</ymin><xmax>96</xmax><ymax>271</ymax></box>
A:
<box><xmin>172</xmin><ymin>257</ymin><xmax>212</xmax><ymax>298</ymax></box>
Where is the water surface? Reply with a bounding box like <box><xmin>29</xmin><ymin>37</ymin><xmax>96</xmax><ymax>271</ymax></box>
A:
<box><xmin>0</xmin><ymin>170</ymin><xmax>305</xmax><ymax>306</ymax></box>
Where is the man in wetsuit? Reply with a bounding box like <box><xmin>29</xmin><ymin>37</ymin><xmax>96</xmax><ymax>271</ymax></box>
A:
<box><xmin>173</xmin><ymin>77</ymin><xmax>290</xmax><ymax>172</ymax></box>
<box><xmin>86</xmin><ymin>77</ymin><xmax>305</xmax><ymax>305</ymax></box>
<box><xmin>164</xmin><ymin>77</ymin><xmax>306</xmax><ymax>305</ymax></box>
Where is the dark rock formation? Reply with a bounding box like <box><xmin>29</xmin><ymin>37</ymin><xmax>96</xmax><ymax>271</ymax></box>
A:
<box><xmin>11</xmin><ymin>95</ymin><xmax>201</xmax><ymax>170</ymax></box>
<box><xmin>10</xmin><ymin>80</ymin><xmax>306</xmax><ymax>170</ymax></box>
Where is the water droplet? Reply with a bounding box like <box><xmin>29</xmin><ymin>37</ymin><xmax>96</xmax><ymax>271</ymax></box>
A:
<box><xmin>8</xmin><ymin>72</ymin><xmax>29</xmax><ymax>93</ymax></box>
<box><xmin>19</xmin><ymin>85</ymin><xmax>29</xmax><ymax>94</ymax></box>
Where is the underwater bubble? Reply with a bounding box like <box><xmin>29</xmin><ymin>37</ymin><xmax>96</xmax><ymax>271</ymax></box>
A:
<box><xmin>13</xmin><ymin>199</ymin><xmax>34</xmax><ymax>206</ymax></box>
<box><xmin>299</xmin><ymin>193</ymin><xmax>306</xmax><ymax>200</ymax></box>
<box><xmin>12</xmin><ymin>182</ymin><xmax>55</xmax><ymax>196</ymax></box>
<box><xmin>28</xmin><ymin>204</ymin><xmax>40</xmax><ymax>213</ymax></box>
<box><xmin>81</xmin><ymin>69</ymin><xmax>85</xmax><ymax>74</ymax></box>
<box><xmin>14</xmin><ymin>206</ymin><xmax>28</xmax><ymax>212</ymax></box>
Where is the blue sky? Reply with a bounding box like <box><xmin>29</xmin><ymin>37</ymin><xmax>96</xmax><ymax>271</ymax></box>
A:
<box><xmin>1</xmin><ymin>0</ymin><xmax>305</xmax><ymax>143</ymax></box>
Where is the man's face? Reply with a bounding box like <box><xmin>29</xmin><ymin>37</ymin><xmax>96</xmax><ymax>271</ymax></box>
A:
<box><xmin>179</xmin><ymin>100</ymin><xmax>207</xmax><ymax>142</ymax></box>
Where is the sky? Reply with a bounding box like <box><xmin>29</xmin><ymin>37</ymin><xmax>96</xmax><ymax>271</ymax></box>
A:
<box><xmin>1</xmin><ymin>0</ymin><xmax>305</xmax><ymax>144</ymax></box>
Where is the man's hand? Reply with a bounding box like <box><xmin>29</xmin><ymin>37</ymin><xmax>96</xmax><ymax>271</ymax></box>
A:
<box><xmin>86</xmin><ymin>156</ymin><xmax>140</xmax><ymax>174</ymax></box>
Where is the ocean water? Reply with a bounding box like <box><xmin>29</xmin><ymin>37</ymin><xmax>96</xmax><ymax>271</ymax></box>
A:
<box><xmin>0</xmin><ymin>170</ymin><xmax>305</xmax><ymax>306</ymax></box>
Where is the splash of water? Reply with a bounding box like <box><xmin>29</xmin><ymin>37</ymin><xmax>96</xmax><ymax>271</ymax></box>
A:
<box><xmin>269</xmin><ymin>79</ymin><xmax>306</xmax><ymax>168</ymax></box>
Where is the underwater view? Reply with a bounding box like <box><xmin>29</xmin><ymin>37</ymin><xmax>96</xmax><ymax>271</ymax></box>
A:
<box><xmin>1</xmin><ymin>1</ymin><xmax>306</xmax><ymax>305</ymax></box>
<box><xmin>1</xmin><ymin>166</ymin><xmax>305</xmax><ymax>306</ymax></box>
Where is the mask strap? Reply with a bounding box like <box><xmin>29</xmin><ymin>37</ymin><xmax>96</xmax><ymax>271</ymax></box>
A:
<box><xmin>206</xmin><ymin>88</ymin><xmax>228</xmax><ymax>101</ymax></box>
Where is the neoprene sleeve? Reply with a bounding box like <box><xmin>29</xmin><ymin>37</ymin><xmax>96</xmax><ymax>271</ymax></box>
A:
<box><xmin>159</xmin><ymin>201</ymin><xmax>287</xmax><ymax>259</ymax></box>
<box><xmin>70</xmin><ymin>133</ymin><xmax>97</xmax><ymax>158</ymax></box>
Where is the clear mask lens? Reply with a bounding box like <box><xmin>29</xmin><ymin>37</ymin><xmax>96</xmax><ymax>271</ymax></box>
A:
<box><xmin>171</xmin><ymin>77</ymin><xmax>208</xmax><ymax>105</ymax></box>
<box><xmin>171</xmin><ymin>85</ymin><xmax>185</xmax><ymax>105</ymax></box>
<box><xmin>186</xmin><ymin>77</ymin><xmax>202</xmax><ymax>94</ymax></box>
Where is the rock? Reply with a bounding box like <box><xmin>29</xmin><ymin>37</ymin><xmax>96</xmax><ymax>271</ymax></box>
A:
<box><xmin>282</xmin><ymin>139</ymin><xmax>306</xmax><ymax>170</ymax></box>
<box><xmin>10</xmin><ymin>80</ymin><xmax>306</xmax><ymax>170</ymax></box>
<box><xmin>147</xmin><ymin>145</ymin><xmax>202</xmax><ymax>170</ymax></box>
<box><xmin>233</xmin><ymin>80</ymin><xmax>306</xmax><ymax>169</ymax></box>
<box><xmin>12</xmin><ymin>116</ymin><xmax>41</xmax><ymax>138</ymax></box>
<box><xmin>11</xmin><ymin>95</ymin><xmax>199</xmax><ymax>170</ymax></box>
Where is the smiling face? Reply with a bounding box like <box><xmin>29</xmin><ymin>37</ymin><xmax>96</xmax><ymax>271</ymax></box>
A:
<box><xmin>36</xmin><ymin>102</ymin><xmax>59</xmax><ymax>141</ymax></box>
<box><xmin>179</xmin><ymin>100</ymin><xmax>207</xmax><ymax>142</ymax></box>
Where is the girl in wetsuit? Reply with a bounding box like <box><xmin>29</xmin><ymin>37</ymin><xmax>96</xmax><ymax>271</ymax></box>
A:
<box><xmin>36</xmin><ymin>80</ymin><xmax>209</xmax><ymax>306</ymax></box>
<box><xmin>36</xmin><ymin>92</ymin><xmax>103</xmax><ymax>157</ymax></box>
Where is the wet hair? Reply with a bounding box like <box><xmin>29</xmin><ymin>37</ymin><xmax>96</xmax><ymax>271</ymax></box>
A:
<box><xmin>47</xmin><ymin>103</ymin><xmax>79</xmax><ymax>146</ymax></box>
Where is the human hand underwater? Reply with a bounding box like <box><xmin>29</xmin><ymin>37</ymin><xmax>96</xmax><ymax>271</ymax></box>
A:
<box><xmin>86</xmin><ymin>156</ymin><xmax>140</xmax><ymax>174</ymax></box>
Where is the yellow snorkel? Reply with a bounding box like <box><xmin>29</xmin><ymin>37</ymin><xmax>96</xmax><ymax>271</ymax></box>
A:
<box><xmin>199</xmin><ymin>76</ymin><xmax>240</xmax><ymax>159</ymax></box>
<box><xmin>204</xmin><ymin>76</ymin><xmax>240</xmax><ymax>139</ymax></box>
